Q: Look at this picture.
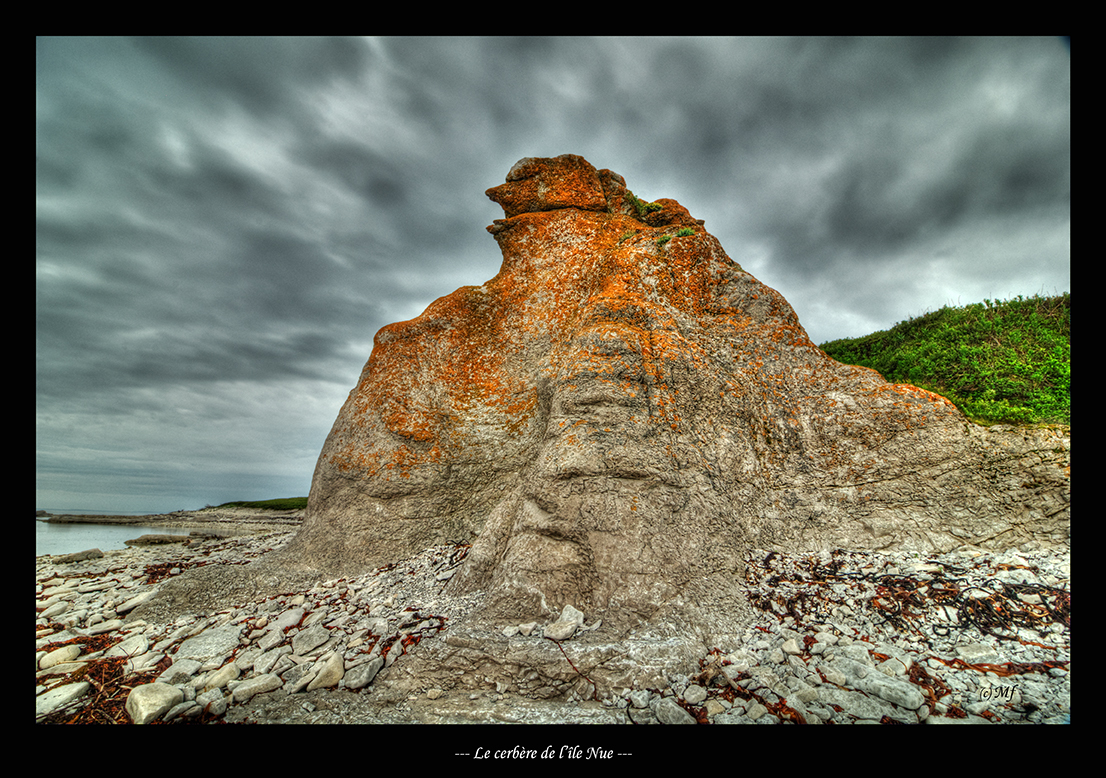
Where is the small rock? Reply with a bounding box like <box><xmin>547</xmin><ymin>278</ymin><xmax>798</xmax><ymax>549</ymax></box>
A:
<box><xmin>86</xmin><ymin>619</ymin><xmax>125</xmax><ymax>635</ymax></box>
<box><xmin>203</xmin><ymin>661</ymin><xmax>241</xmax><ymax>691</ymax></box>
<box><xmin>292</xmin><ymin>623</ymin><xmax>330</xmax><ymax>656</ymax></box>
<box><xmin>287</xmin><ymin>670</ymin><xmax>319</xmax><ymax>695</ymax></box>
<box><xmin>851</xmin><ymin>671</ymin><xmax>925</xmax><ymax>711</ymax></box>
<box><xmin>39</xmin><ymin>644</ymin><xmax>82</xmax><ymax>669</ymax></box>
<box><xmin>116</xmin><ymin>589</ymin><xmax>157</xmax><ymax>614</ymax></box>
<box><xmin>232</xmin><ymin>673</ymin><xmax>282</xmax><ymax>704</ymax></box>
<box><xmin>683</xmin><ymin>684</ymin><xmax>708</xmax><ymax>705</ymax></box>
<box><xmin>196</xmin><ymin>687</ymin><xmax>228</xmax><ymax>716</ymax></box>
<box><xmin>106</xmin><ymin>633</ymin><xmax>149</xmax><ymax>659</ymax></box>
<box><xmin>157</xmin><ymin>658</ymin><xmax>202</xmax><ymax>685</ymax></box>
<box><xmin>266</xmin><ymin>607</ymin><xmax>306</xmax><ymax>635</ymax></box>
<box><xmin>652</xmin><ymin>697</ymin><xmax>696</xmax><ymax>725</ymax></box>
<box><xmin>543</xmin><ymin>604</ymin><xmax>585</xmax><ymax>641</ymax></box>
<box><xmin>957</xmin><ymin>643</ymin><xmax>1000</xmax><ymax>664</ymax></box>
<box><xmin>163</xmin><ymin>700</ymin><xmax>200</xmax><ymax>722</ymax></box>
<box><xmin>306</xmin><ymin>652</ymin><xmax>345</xmax><ymax>691</ymax></box>
<box><xmin>344</xmin><ymin>656</ymin><xmax>385</xmax><ymax>690</ymax></box>
<box><xmin>176</xmin><ymin>623</ymin><xmax>245</xmax><ymax>662</ymax></box>
<box><xmin>745</xmin><ymin>701</ymin><xmax>768</xmax><ymax>720</ymax></box>
<box><xmin>39</xmin><ymin>601</ymin><xmax>71</xmax><ymax>620</ymax></box>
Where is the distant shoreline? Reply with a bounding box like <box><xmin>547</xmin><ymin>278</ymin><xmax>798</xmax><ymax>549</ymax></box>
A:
<box><xmin>37</xmin><ymin>512</ymin><xmax>194</xmax><ymax>525</ymax></box>
<box><xmin>35</xmin><ymin>506</ymin><xmax>304</xmax><ymax>533</ymax></box>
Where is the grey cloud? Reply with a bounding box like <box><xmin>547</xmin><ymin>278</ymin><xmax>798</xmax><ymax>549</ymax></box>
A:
<box><xmin>36</xmin><ymin>37</ymin><xmax>1069</xmax><ymax>513</ymax></box>
<box><xmin>132</xmin><ymin>36</ymin><xmax>370</xmax><ymax>117</ymax></box>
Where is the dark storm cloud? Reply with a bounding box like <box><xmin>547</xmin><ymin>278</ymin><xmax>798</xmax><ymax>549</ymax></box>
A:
<box><xmin>131</xmin><ymin>36</ymin><xmax>369</xmax><ymax>117</ymax></box>
<box><xmin>300</xmin><ymin>140</ymin><xmax>410</xmax><ymax>210</ymax></box>
<box><xmin>36</xmin><ymin>37</ymin><xmax>1069</xmax><ymax>513</ymax></box>
<box><xmin>683</xmin><ymin>37</ymin><xmax>1071</xmax><ymax>332</ymax></box>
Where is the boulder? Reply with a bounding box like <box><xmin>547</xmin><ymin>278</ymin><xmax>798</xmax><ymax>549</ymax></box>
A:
<box><xmin>125</xmin><ymin>683</ymin><xmax>183</xmax><ymax>725</ymax></box>
<box><xmin>109</xmin><ymin>153</ymin><xmax>1062</xmax><ymax>703</ymax></box>
<box><xmin>231</xmin><ymin>673</ymin><xmax>282</xmax><ymax>704</ymax></box>
<box><xmin>305</xmin><ymin>651</ymin><xmax>345</xmax><ymax>691</ymax></box>
<box><xmin>174</xmin><ymin>623</ymin><xmax>244</xmax><ymax>662</ymax></box>
<box><xmin>279</xmin><ymin>154</ymin><xmax>1068</xmax><ymax>657</ymax></box>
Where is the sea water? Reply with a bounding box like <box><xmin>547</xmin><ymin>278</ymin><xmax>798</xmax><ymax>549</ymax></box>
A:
<box><xmin>35</xmin><ymin>519</ymin><xmax>192</xmax><ymax>557</ymax></box>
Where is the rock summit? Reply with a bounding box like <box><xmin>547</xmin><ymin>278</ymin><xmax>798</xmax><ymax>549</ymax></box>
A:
<box><xmin>278</xmin><ymin>153</ymin><xmax>1069</xmax><ymax>663</ymax></box>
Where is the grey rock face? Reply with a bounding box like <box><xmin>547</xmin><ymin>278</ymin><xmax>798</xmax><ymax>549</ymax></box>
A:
<box><xmin>264</xmin><ymin>154</ymin><xmax>1067</xmax><ymax>697</ymax></box>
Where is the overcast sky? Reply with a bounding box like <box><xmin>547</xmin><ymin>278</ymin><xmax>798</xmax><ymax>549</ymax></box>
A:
<box><xmin>36</xmin><ymin>37</ymin><xmax>1070</xmax><ymax>514</ymax></box>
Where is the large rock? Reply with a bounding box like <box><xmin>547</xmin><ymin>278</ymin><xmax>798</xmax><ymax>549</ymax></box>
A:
<box><xmin>126</xmin><ymin>683</ymin><xmax>183</xmax><ymax>725</ymax></box>
<box><xmin>273</xmin><ymin>154</ymin><xmax>1068</xmax><ymax>688</ymax></box>
<box><xmin>174</xmin><ymin>623</ymin><xmax>244</xmax><ymax>662</ymax></box>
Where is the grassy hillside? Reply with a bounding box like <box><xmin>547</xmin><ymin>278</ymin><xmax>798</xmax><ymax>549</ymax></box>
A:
<box><xmin>819</xmin><ymin>293</ymin><xmax>1069</xmax><ymax>426</ymax></box>
<box><xmin>213</xmin><ymin>497</ymin><xmax>308</xmax><ymax>511</ymax></box>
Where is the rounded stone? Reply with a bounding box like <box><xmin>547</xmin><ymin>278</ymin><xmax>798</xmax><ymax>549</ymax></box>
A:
<box><xmin>232</xmin><ymin>673</ymin><xmax>282</xmax><ymax>704</ymax></box>
<box><xmin>40</xmin><ymin>644</ymin><xmax>82</xmax><ymax>669</ymax></box>
<box><xmin>126</xmin><ymin>683</ymin><xmax>184</xmax><ymax>725</ymax></box>
<box><xmin>40</xmin><ymin>601</ymin><xmax>71</xmax><ymax>620</ymax></box>
<box><xmin>652</xmin><ymin>697</ymin><xmax>696</xmax><ymax>725</ymax></box>
<box><xmin>306</xmin><ymin>652</ymin><xmax>345</xmax><ymax>691</ymax></box>
<box><xmin>683</xmin><ymin>684</ymin><xmax>708</xmax><ymax>705</ymax></box>
<box><xmin>203</xmin><ymin>661</ymin><xmax>241</xmax><ymax>691</ymax></box>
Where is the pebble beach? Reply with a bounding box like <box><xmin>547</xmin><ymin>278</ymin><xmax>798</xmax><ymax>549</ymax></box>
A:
<box><xmin>36</xmin><ymin>509</ymin><xmax>1070</xmax><ymax>725</ymax></box>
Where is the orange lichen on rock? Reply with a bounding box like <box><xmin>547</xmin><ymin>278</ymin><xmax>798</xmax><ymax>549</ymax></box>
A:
<box><xmin>485</xmin><ymin>154</ymin><xmax>610</xmax><ymax>218</ymax></box>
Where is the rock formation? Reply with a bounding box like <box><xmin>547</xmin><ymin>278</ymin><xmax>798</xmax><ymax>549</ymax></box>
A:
<box><xmin>277</xmin><ymin>154</ymin><xmax>1069</xmax><ymax>673</ymax></box>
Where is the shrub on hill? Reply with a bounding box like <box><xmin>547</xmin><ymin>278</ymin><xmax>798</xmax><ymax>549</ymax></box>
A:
<box><xmin>819</xmin><ymin>294</ymin><xmax>1069</xmax><ymax>426</ymax></box>
<box><xmin>215</xmin><ymin>497</ymin><xmax>308</xmax><ymax>511</ymax></box>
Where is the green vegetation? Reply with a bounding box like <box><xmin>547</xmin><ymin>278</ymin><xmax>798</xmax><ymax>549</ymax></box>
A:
<box><xmin>625</xmin><ymin>190</ymin><xmax>662</xmax><ymax>218</ymax></box>
<box><xmin>655</xmin><ymin>228</ymin><xmax>694</xmax><ymax>248</ymax></box>
<box><xmin>653</xmin><ymin>227</ymin><xmax>696</xmax><ymax>249</ymax></box>
<box><xmin>213</xmin><ymin>497</ymin><xmax>308</xmax><ymax>511</ymax></box>
<box><xmin>819</xmin><ymin>293</ymin><xmax>1070</xmax><ymax>426</ymax></box>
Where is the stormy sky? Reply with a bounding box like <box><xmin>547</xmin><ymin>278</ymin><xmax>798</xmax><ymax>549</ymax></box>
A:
<box><xmin>36</xmin><ymin>37</ymin><xmax>1070</xmax><ymax>514</ymax></box>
